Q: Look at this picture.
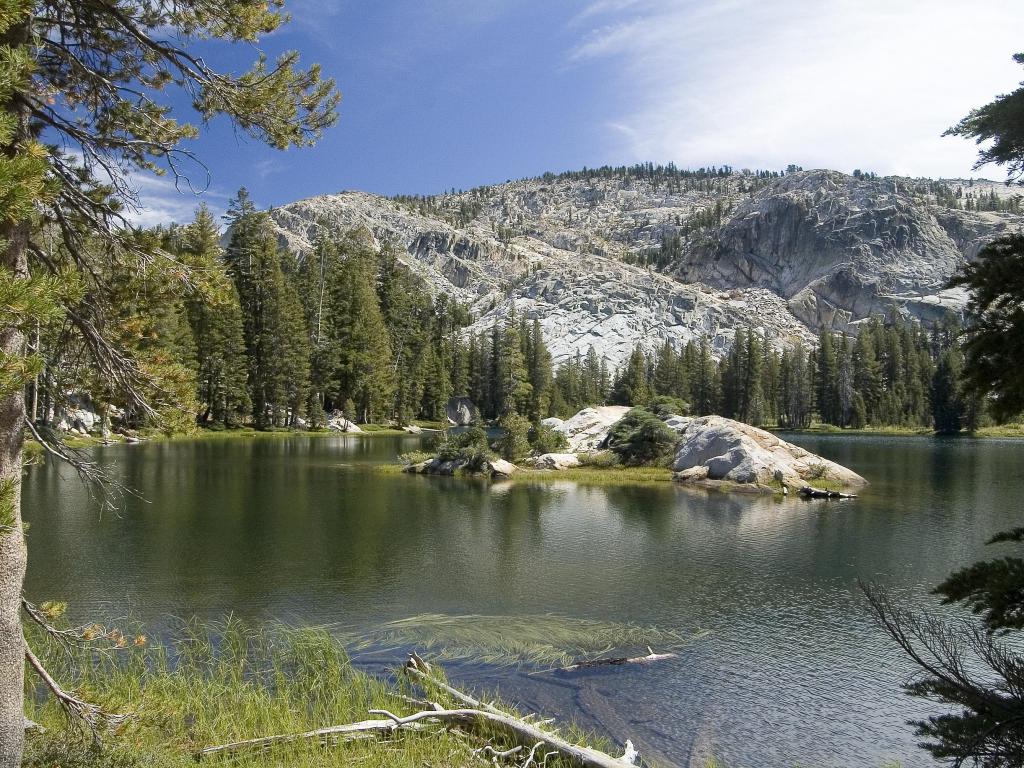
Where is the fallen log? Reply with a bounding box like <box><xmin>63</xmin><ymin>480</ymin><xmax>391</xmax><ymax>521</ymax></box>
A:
<box><xmin>404</xmin><ymin>654</ymin><xmax>638</xmax><ymax>767</ymax></box>
<box><xmin>558</xmin><ymin>646</ymin><xmax>677</xmax><ymax>673</ymax></box>
<box><xmin>799</xmin><ymin>485</ymin><xmax>857</xmax><ymax>499</ymax></box>
<box><xmin>369</xmin><ymin>707</ymin><xmax>637</xmax><ymax>768</ymax></box>
<box><xmin>195</xmin><ymin>719</ymin><xmax>431</xmax><ymax>760</ymax></box>
<box><xmin>200</xmin><ymin>654</ymin><xmax>639</xmax><ymax>766</ymax></box>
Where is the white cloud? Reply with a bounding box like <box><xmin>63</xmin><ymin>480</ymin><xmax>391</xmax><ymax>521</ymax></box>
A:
<box><xmin>570</xmin><ymin>0</ymin><xmax>1024</xmax><ymax>178</ymax></box>
<box><xmin>123</xmin><ymin>173</ymin><xmax>230</xmax><ymax>229</ymax></box>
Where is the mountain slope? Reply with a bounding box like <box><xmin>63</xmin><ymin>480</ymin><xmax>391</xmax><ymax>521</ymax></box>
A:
<box><xmin>265</xmin><ymin>168</ymin><xmax>1022</xmax><ymax>367</ymax></box>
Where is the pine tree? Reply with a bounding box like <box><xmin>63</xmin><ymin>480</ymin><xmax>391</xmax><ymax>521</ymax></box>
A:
<box><xmin>328</xmin><ymin>239</ymin><xmax>395</xmax><ymax>423</ymax></box>
<box><xmin>494</xmin><ymin>309</ymin><xmax>531</xmax><ymax>416</ymax></box>
<box><xmin>932</xmin><ymin>348</ymin><xmax>965</xmax><ymax>434</ymax></box>
<box><xmin>527</xmin><ymin>318</ymin><xmax>553</xmax><ymax>420</ymax></box>
<box><xmin>815</xmin><ymin>329</ymin><xmax>839</xmax><ymax>426</ymax></box>
<box><xmin>691</xmin><ymin>337</ymin><xmax>719</xmax><ymax>415</ymax></box>
<box><xmin>177</xmin><ymin>207</ymin><xmax>250</xmax><ymax>426</ymax></box>
<box><xmin>225</xmin><ymin>190</ymin><xmax>310</xmax><ymax>429</ymax></box>
<box><xmin>612</xmin><ymin>348</ymin><xmax>650</xmax><ymax>406</ymax></box>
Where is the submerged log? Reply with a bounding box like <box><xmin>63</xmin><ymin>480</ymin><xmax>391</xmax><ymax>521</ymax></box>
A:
<box><xmin>799</xmin><ymin>485</ymin><xmax>858</xmax><ymax>499</ymax></box>
<box><xmin>558</xmin><ymin>646</ymin><xmax>677</xmax><ymax>672</ymax></box>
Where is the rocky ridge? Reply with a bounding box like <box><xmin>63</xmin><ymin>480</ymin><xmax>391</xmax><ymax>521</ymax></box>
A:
<box><xmin>265</xmin><ymin>169</ymin><xmax>1023</xmax><ymax>368</ymax></box>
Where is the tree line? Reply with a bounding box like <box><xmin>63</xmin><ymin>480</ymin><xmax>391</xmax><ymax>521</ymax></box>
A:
<box><xmin>38</xmin><ymin>205</ymin><xmax>986</xmax><ymax>436</ymax></box>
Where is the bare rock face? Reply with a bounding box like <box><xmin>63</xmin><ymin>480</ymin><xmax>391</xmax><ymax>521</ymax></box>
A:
<box><xmin>553</xmin><ymin>406</ymin><xmax>631</xmax><ymax>452</ymax></box>
<box><xmin>670</xmin><ymin>415</ymin><xmax>866</xmax><ymax>490</ymax></box>
<box><xmin>446</xmin><ymin>396</ymin><xmax>478</xmax><ymax>426</ymax></box>
<box><xmin>260</xmin><ymin>169</ymin><xmax>1022</xmax><ymax>367</ymax></box>
<box><xmin>679</xmin><ymin>171</ymin><xmax>1022</xmax><ymax>331</ymax></box>
<box><xmin>326</xmin><ymin>413</ymin><xmax>362</xmax><ymax>432</ymax></box>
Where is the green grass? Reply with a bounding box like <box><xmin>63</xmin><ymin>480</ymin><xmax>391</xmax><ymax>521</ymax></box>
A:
<box><xmin>22</xmin><ymin>618</ymin><xmax>610</xmax><ymax>768</ymax></box>
<box><xmin>510</xmin><ymin>465</ymin><xmax>674</xmax><ymax>485</ymax></box>
<box><xmin>769</xmin><ymin>423</ymin><xmax>934</xmax><ymax>436</ymax></box>
<box><xmin>974</xmin><ymin>422</ymin><xmax>1024</xmax><ymax>438</ymax></box>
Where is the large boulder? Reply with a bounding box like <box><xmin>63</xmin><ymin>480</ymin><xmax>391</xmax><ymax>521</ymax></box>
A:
<box><xmin>534</xmin><ymin>453</ymin><xmax>582</xmax><ymax>470</ymax></box>
<box><xmin>553</xmin><ymin>406</ymin><xmax>631</xmax><ymax>452</ymax></box>
<box><xmin>326</xmin><ymin>412</ymin><xmax>362</xmax><ymax>432</ymax></box>
<box><xmin>446</xmin><ymin>396</ymin><xmax>479</xmax><ymax>426</ymax></box>
<box><xmin>671</xmin><ymin>415</ymin><xmax>866</xmax><ymax>490</ymax></box>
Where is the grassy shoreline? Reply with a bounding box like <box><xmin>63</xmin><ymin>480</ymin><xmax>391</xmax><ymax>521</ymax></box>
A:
<box><xmin>23</xmin><ymin>619</ymin><xmax>613</xmax><ymax>768</ymax></box>
<box><xmin>771</xmin><ymin>422</ymin><xmax>1024</xmax><ymax>438</ymax></box>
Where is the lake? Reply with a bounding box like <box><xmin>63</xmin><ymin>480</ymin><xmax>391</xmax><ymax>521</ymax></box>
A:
<box><xmin>21</xmin><ymin>432</ymin><xmax>1024</xmax><ymax>767</ymax></box>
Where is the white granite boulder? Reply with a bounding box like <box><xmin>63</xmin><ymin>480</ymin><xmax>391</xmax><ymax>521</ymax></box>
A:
<box><xmin>553</xmin><ymin>406</ymin><xmax>631</xmax><ymax>452</ymax></box>
<box><xmin>671</xmin><ymin>415</ymin><xmax>865</xmax><ymax>490</ymax></box>
<box><xmin>534</xmin><ymin>453</ymin><xmax>582</xmax><ymax>470</ymax></box>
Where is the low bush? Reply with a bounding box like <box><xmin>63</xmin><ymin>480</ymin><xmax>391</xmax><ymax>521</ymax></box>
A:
<box><xmin>606</xmin><ymin>408</ymin><xmax>679</xmax><ymax>465</ymax></box>
<box><xmin>648</xmin><ymin>395</ymin><xmax>689</xmax><ymax>419</ymax></box>
<box><xmin>578</xmin><ymin>450</ymin><xmax>620</xmax><ymax>468</ymax></box>
<box><xmin>528</xmin><ymin>422</ymin><xmax>569</xmax><ymax>455</ymax></box>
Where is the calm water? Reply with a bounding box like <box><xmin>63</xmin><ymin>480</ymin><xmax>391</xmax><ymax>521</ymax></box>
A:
<box><xmin>22</xmin><ymin>433</ymin><xmax>1024</xmax><ymax>767</ymax></box>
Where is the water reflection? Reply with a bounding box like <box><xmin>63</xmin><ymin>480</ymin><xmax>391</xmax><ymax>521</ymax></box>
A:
<box><xmin>22</xmin><ymin>433</ymin><xmax>1024</xmax><ymax>767</ymax></box>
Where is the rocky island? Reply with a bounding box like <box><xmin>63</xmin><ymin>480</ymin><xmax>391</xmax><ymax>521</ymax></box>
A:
<box><xmin>405</xmin><ymin>405</ymin><xmax>866</xmax><ymax>494</ymax></box>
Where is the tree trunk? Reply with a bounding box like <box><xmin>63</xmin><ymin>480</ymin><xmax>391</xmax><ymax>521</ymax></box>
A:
<box><xmin>0</xmin><ymin>12</ymin><xmax>32</xmax><ymax>763</ymax></box>
<box><xmin>0</xmin><ymin>220</ymin><xmax>29</xmax><ymax>767</ymax></box>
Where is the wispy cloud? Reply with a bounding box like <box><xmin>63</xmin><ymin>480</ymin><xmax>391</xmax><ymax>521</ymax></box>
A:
<box><xmin>124</xmin><ymin>173</ymin><xmax>231</xmax><ymax>229</ymax></box>
<box><xmin>568</xmin><ymin>0</ymin><xmax>1024</xmax><ymax>178</ymax></box>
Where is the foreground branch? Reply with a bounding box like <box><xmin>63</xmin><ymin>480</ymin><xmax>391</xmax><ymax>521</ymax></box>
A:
<box><xmin>403</xmin><ymin>655</ymin><xmax>639</xmax><ymax>767</ymax></box>
<box><xmin>199</xmin><ymin>653</ymin><xmax>640</xmax><ymax>767</ymax></box>
<box><xmin>24</xmin><ymin>642</ymin><xmax>128</xmax><ymax>735</ymax></box>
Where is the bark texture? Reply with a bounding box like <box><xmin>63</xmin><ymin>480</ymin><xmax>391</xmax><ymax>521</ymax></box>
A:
<box><xmin>0</xmin><ymin>14</ymin><xmax>31</xmax><ymax>761</ymax></box>
<box><xmin>0</xmin><ymin>218</ymin><xmax>29</xmax><ymax>768</ymax></box>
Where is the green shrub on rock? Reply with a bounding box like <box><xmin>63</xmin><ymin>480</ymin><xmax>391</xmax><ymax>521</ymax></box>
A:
<box><xmin>436</xmin><ymin>427</ymin><xmax>490</xmax><ymax>462</ymax></box>
<box><xmin>606</xmin><ymin>408</ymin><xmax>679</xmax><ymax>465</ymax></box>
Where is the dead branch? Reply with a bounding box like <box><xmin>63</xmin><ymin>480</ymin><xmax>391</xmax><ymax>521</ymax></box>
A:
<box><xmin>557</xmin><ymin>646</ymin><xmax>677</xmax><ymax>673</ymax></box>
<box><xmin>402</xmin><ymin>658</ymin><xmax>639</xmax><ymax>767</ymax></box>
<box><xmin>194</xmin><ymin>718</ymin><xmax>433</xmax><ymax>760</ymax></box>
<box><xmin>473</xmin><ymin>743</ymin><xmax>523</xmax><ymax>763</ymax></box>
<box><xmin>24</xmin><ymin>640</ymin><xmax>128</xmax><ymax>736</ymax></box>
<box><xmin>365</xmin><ymin>707</ymin><xmax>636</xmax><ymax>768</ymax></box>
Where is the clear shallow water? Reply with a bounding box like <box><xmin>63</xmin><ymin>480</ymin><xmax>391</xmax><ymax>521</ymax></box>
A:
<box><xmin>22</xmin><ymin>433</ymin><xmax>1024</xmax><ymax>767</ymax></box>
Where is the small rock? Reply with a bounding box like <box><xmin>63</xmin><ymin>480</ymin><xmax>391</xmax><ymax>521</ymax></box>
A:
<box><xmin>487</xmin><ymin>458</ymin><xmax>517</xmax><ymax>477</ymax></box>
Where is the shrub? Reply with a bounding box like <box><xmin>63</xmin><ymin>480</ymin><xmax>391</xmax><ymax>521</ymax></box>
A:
<box><xmin>528</xmin><ymin>422</ymin><xmax>569</xmax><ymax>455</ymax></box>
<box><xmin>495</xmin><ymin>412</ymin><xmax>531</xmax><ymax>461</ymax></box>
<box><xmin>398</xmin><ymin>450</ymin><xmax>433</xmax><ymax>466</ymax></box>
<box><xmin>578</xmin><ymin>450</ymin><xmax>620</xmax><ymax>468</ymax></box>
<box><xmin>436</xmin><ymin>426</ymin><xmax>490</xmax><ymax>462</ymax></box>
<box><xmin>648</xmin><ymin>395</ymin><xmax>689</xmax><ymax>419</ymax></box>
<box><xmin>606</xmin><ymin>408</ymin><xmax>679</xmax><ymax>465</ymax></box>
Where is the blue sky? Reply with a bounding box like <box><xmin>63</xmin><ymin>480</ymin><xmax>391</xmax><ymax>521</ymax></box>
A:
<box><xmin>129</xmin><ymin>0</ymin><xmax>1024</xmax><ymax>225</ymax></box>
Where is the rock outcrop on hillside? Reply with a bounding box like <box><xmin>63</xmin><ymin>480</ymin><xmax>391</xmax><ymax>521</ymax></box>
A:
<box><xmin>669</xmin><ymin>415</ymin><xmax>867</xmax><ymax>491</ymax></box>
<box><xmin>263</xmin><ymin>169</ymin><xmax>1023</xmax><ymax>367</ymax></box>
<box><xmin>679</xmin><ymin>171</ymin><xmax>1021</xmax><ymax>331</ymax></box>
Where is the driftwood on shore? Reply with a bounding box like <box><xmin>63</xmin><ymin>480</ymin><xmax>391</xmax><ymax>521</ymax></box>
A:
<box><xmin>799</xmin><ymin>485</ymin><xmax>858</xmax><ymax>499</ymax></box>
<box><xmin>197</xmin><ymin>651</ymin><xmax>640</xmax><ymax>767</ymax></box>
